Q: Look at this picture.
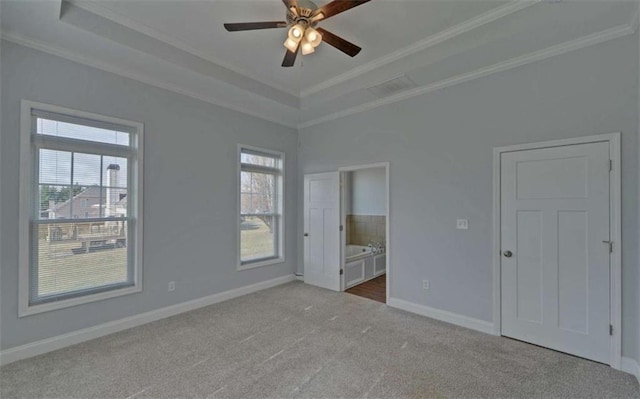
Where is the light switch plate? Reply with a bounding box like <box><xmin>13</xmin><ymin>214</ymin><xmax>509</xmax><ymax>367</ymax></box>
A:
<box><xmin>456</xmin><ymin>219</ymin><xmax>469</xmax><ymax>230</ymax></box>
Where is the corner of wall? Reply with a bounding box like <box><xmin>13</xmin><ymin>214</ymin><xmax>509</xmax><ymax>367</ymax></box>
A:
<box><xmin>621</xmin><ymin>357</ymin><xmax>640</xmax><ymax>384</ymax></box>
<box><xmin>636</xmin><ymin>19</ymin><xmax>640</xmax><ymax>371</ymax></box>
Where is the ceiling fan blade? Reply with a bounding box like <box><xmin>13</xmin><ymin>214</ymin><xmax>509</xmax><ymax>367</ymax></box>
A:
<box><xmin>282</xmin><ymin>46</ymin><xmax>299</xmax><ymax>67</ymax></box>
<box><xmin>282</xmin><ymin>0</ymin><xmax>299</xmax><ymax>11</ymax></box>
<box><xmin>312</xmin><ymin>0</ymin><xmax>371</xmax><ymax>21</ymax></box>
<box><xmin>316</xmin><ymin>28</ymin><xmax>361</xmax><ymax>57</ymax></box>
<box><xmin>224</xmin><ymin>21</ymin><xmax>287</xmax><ymax>31</ymax></box>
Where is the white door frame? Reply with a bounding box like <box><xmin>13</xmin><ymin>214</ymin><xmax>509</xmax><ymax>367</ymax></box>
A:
<box><xmin>492</xmin><ymin>133</ymin><xmax>621</xmax><ymax>369</ymax></box>
<box><xmin>338</xmin><ymin>162</ymin><xmax>390</xmax><ymax>302</ymax></box>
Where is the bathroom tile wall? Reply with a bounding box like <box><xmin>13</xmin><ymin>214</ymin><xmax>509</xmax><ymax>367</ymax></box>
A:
<box><xmin>346</xmin><ymin>215</ymin><xmax>386</xmax><ymax>246</ymax></box>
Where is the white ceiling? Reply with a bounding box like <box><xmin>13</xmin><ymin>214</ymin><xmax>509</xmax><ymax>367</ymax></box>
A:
<box><xmin>1</xmin><ymin>0</ymin><xmax>638</xmax><ymax>127</ymax></box>
<box><xmin>85</xmin><ymin>0</ymin><xmax>507</xmax><ymax>91</ymax></box>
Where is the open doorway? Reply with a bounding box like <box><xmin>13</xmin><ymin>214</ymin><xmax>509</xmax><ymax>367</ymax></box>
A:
<box><xmin>339</xmin><ymin>163</ymin><xmax>389</xmax><ymax>303</ymax></box>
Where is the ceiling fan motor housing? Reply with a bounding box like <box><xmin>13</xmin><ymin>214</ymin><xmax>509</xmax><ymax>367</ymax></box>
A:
<box><xmin>286</xmin><ymin>0</ymin><xmax>319</xmax><ymax>27</ymax></box>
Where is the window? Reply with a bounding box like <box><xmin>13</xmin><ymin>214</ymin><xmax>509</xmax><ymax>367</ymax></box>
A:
<box><xmin>238</xmin><ymin>146</ymin><xmax>284</xmax><ymax>269</ymax></box>
<box><xmin>19</xmin><ymin>101</ymin><xmax>143</xmax><ymax>316</ymax></box>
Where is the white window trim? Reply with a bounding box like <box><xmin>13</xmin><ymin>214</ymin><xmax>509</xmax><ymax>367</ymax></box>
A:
<box><xmin>237</xmin><ymin>144</ymin><xmax>285</xmax><ymax>271</ymax></box>
<box><xmin>18</xmin><ymin>100</ymin><xmax>144</xmax><ymax>317</ymax></box>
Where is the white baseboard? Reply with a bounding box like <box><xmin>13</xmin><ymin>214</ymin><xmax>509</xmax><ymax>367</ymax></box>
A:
<box><xmin>388</xmin><ymin>298</ymin><xmax>639</xmax><ymax>382</ymax></box>
<box><xmin>0</xmin><ymin>274</ymin><xmax>296</xmax><ymax>366</ymax></box>
<box><xmin>387</xmin><ymin>297</ymin><xmax>496</xmax><ymax>335</ymax></box>
<box><xmin>621</xmin><ymin>357</ymin><xmax>640</xmax><ymax>384</ymax></box>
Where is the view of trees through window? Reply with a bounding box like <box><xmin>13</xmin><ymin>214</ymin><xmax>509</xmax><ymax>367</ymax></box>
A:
<box><xmin>39</xmin><ymin>184</ymin><xmax>86</xmax><ymax>217</ymax></box>
<box><xmin>239</xmin><ymin>150</ymin><xmax>281</xmax><ymax>264</ymax></box>
<box><xmin>241</xmin><ymin>171</ymin><xmax>274</xmax><ymax>231</ymax></box>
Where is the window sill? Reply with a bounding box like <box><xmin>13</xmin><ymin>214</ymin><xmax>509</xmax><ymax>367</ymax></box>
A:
<box><xmin>19</xmin><ymin>285</ymin><xmax>142</xmax><ymax>318</ymax></box>
<box><xmin>237</xmin><ymin>257</ymin><xmax>285</xmax><ymax>271</ymax></box>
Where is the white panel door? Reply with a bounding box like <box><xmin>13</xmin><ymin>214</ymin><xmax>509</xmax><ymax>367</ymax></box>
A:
<box><xmin>501</xmin><ymin>141</ymin><xmax>610</xmax><ymax>363</ymax></box>
<box><xmin>304</xmin><ymin>172</ymin><xmax>341</xmax><ymax>291</ymax></box>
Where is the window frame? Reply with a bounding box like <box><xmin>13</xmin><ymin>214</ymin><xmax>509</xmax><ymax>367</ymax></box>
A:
<box><xmin>19</xmin><ymin>100</ymin><xmax>144</xmax><ymax>317</ymax></box>
<box><xmin>237</xmin><ymin>144</ymin><xmax>285</xmax><ymax>270</ymax></box>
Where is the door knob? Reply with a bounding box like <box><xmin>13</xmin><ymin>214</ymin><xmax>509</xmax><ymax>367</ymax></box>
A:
<box><xmin>503</xmin><ymin>250</ymin><xmax>513</xmax><ymax>258</ymax></box>
<box><xmin>304</xmin><ymin>233</ymin><xmax>309</xmax><ymax>237</ymax></box>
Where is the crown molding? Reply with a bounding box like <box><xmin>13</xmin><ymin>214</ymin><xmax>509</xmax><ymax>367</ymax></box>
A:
<box><xmin>4</xmin><ymin>0</ymin><xmax>637</xmax><ymax>132</ymax></box>
<box><xmin>71</xmin><ymin>0</ymin><xmax>539</xmax><ymax>101</ymax></box>
<box><xmin>1</xmin><ymin>32</ymin><xmax>299</xmax><ymax>129</ymax></box>
<box><xmin>66</xmin><ymin>0</ymin><xmax>300</xmax><ymax>99</ymax></box>
<box><xmin>60</xmin><ymin>1</ymin><xmax>298</xmax><ymax>108</ymax></box>
<box><xmin>298</xmin><ymin>21</ymin><xmax>636</xmax><ymax>129</ymax></box>
<box><xmin>299</xmin><ymin>0</ymin><xmax>541</xmax><ymax>98</ymax></box>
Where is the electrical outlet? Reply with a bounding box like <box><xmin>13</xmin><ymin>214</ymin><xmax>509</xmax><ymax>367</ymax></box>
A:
<box><xmin>456</xmin><ymin>219</ymin><xmax>469</xmax><ymax>230</ymax></box>
<box><xmin>168</xmin><ymin>281</ymin><xmax>175</xmax><ymax>292</ymax></box>
<box><xmin>422</xmin><ymin>280</ymin><xmax>429</xmax><ymax>291</ymax></box>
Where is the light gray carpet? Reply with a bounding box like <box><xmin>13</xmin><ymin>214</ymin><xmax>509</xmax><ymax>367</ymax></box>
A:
<box><xmin>2</xmin><ymin>281</ymin><xmax>639</xmax><ymax>398</ymax></box>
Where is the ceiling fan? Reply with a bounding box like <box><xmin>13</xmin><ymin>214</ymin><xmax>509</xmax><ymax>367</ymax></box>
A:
<box><xmin>224</xmin><ymin>0</ymin><xmax>371</xmax><ymax>67</ymax></box>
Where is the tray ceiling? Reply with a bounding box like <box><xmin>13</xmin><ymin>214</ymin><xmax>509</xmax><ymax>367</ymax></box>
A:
<box><xmin>1</xmin><ymin>0</ymin><xmax>637</xmax><ymax>127</ymax></box>
<box><xmin>83</xmin><ymin>0</ymin><xmax>507</xmax><ymax>91</ymax></box>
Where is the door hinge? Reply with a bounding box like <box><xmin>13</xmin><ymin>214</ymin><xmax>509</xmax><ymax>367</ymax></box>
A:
<box><xmin>610</xmin><ymin>324</ymin><xmax>614</xmax><ymax>335</ymax></box>
<box><xmin>609</xmin><ymin>160</ymin><xmax>613</xmax><ymax>172</ymax></box>
<box><xmin>340</xmin><ymin>225</ymin><xmax>344</xmax><ymax>232</ymax></box>
<box><xmin>603</xmin><ymin>240</ymin><xmax>613</xmax><ymax>253</ymax></box>
<box><xmin>340</xmin><ymin>269</ymin><xmax>344</xmax><ymax>275</ymax></box>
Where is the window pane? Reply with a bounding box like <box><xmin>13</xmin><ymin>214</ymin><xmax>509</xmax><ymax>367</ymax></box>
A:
<box><xmin>36</xmin><ymin>118</ymin><xmax>130</xmax><ymax>146</ymax></box>
<box><xmin>238</xmin><ymin>147</ymin><xmax>282</xmax><ymax>266</ymax></box>
<box><xmin>240</xmin><ymin>216</ymin><xmax>276</xmax><ymax>262</ymax></box>
<box><xmin>38</xmin><ymin>184</ymin><xmax>125</xmax><ymax>220</ymax></box>
<box><xmin>241</xmin><ymin>152</ymin><xmax>276</xmax><ymax>168</ymax></box>
<box><xmin>39</xmin><ymin>184</ymin><xmax>76</xmax><ymax>219</ymax></box>
<box><xmin>73</xmin><ymin>152</ymin><xmax>102</xmax><ymax>186</ymax></box>
<box><xmin>39</xmin><ymin>149</ymin><xmax>71</xmax><ymax>185</ymax></box>
<box><xmin>102</xmin><ymin>157</ymin><xmax>128</xmax><ymax>188</ymax></box>
<box><xmin>34</xmin><ymin>221</ymin><xmax>129</xmax><ymax>299</ymax></box>
<box><xmin>71</xmin><ymin>186</ymin><xmax>105</xmax><ymax>219</ymax></box>
<box><xmin>51</xmin><ymin>154</ymin><xmax>128</xmax><ymax>219</ymax></box>
<box><xmin>105</xmin><ymin>188</ymin><xmax>128</xmax><ymax>218</ymax></box>
<box><xmin>240</xmin><ymin>171</ymin><xmax>274</xmax><ymax>214</ymax></box>
<box><xmin>28</xmin><ymin>108</ymin><xmax>139</xmax><ymax>310</ymax></box>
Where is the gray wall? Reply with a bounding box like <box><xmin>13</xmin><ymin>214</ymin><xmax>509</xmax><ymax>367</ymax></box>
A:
<box><xmin>299</xmin><ymin>33</ymin><xmax>639</xmax><ymax>358</ymax></box>
<box><xmin>344</xmin><ymin>172</ymin><xmax>352</xmax><ymax>216</ymax></box>
<box><xmin>351</xmin><ymin>167</ymin><xmax>386</xmax><ymax>216</ymax></box>
<box><xmin>2</xmin><ymin>31</ymin><xmax>639</xmax><ymax>366</ymax></box>
<box><xmin>0</xmin><ymin>41</ymin><xmax>298</xmax><ymax>350</ymax></box>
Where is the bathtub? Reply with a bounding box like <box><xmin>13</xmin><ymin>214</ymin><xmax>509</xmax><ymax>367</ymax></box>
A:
<box><xmin>345</xmin><ymin>245</ymin><xmax>372</xmax><ymax>260</ymax></box>
<box><xmin>344</xmin><ymin>245</ymin><xmax>386</xmax><ymax>289</ymax></box>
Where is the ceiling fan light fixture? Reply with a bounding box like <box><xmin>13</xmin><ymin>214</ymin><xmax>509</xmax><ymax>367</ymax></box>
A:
<box><xmin>224</xmin><ymin>0</ymin><xmax>370</xmax><ymax>67</ymax></box>
<box><xmin>301</xmin><ymin>38</ymin><xmax>315</xmax><ymax>55</ymax></box>
<box><xmin>305</xmin><ymin>27</ymin><xmax>322</xmax><ymax>47</ymax></box>
<box><xmin>284</xmin><ymin>37</ymin><xmax>299</xmax><ymax>52</ymax></box>
<box><xmin>288</xmin><ymin>24</ymin><xmax>304</xmax><ymax>40</ymax></box>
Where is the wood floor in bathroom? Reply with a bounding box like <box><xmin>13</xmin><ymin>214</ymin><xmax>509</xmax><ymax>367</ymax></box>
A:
<box><xmin>345</xmin><ymin>274</ymin><xmax>386</xmax><ymax>303</ymax></box>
